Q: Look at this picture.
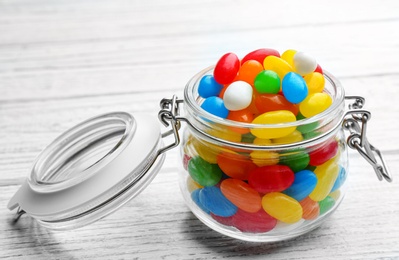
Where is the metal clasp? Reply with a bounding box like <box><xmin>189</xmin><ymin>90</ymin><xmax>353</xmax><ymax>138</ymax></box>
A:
<box><xmin>157</xmin><ymin>95</ymin><xmax>184</xmax><ymax>155</ymax></box>
<box><xmin>343</xmin><ymin>96</ymin><xmax>392</xmax><ymax>182</ymax></box>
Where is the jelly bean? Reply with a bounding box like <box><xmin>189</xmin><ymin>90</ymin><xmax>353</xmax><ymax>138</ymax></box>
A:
<box><xmin>299</xmin><ymin>197</ymin><xmax>319</xmax><ymax>220</ymax></box>
<box><xmin>191</xmin><ymin>138</ymin><xmax>219</xmax><ymax>164</ymax></box>
<box><xmin>263</xmin><ymin>56</ymin><xmax>293</xmax><ymax>80</ymax></box>
<box><xmin>213</xmin><ymin>209</ymin><xmax>277</xmax><ymax>233</ymax></box>
<box><xmin>272</xmin><ymin>130</ymin><xmax>303</xmax><ymax>144</ymax></box>
<box><xmin>191</xmin><ymin>189</ymin><xmax>210</xmax><ymax>214</ymax></box>
<box><xmin>255</xmin><ymin>94</ymin><xmax>299</xmax><ymax>115</ymax></box>
<box><xmin>213</xmin><ymin>52</ymin><xmax>240</xmax><ymax>84</ymax></box>
<box><xmin>304</xmin><ymin>72</ymin><xmax>325</xmax><ymax>94</ymax></box>
<box><xmin>309</xmin><ymin>139</ymin><xmax>338</xmax><ymax>166</ymax></box>
<box><xmin>226</xmin><ymin>108</ymin><xmax>253</xmax><ymax>134</ymax></box>
<box><xmin>309</xmin><ymin>159</ymin><xmax>339</xmax><ymax>201</ymax></box>
<box><xmin>279</xmin><ymin>149</ymin><xmax>310</xmax><ymax>173</ymax></box>
<box><xmin>282</xmin><ymin>72</ymin><xmax>308</xmax><ymax>104</ymax></box>
<box><xmin>241</xmin><ymin>132</ymin><xmax>256</xmax><ymax>143</ymax></box>
<box><xmin>314</xmin><ymin>64</ymin><xmax>323</xmax><ymax>74</ymax></box>
<box><xmin>293</xmin><ymin>52</ymin><xmax>317</xmax><ymax>76</ymax></box>
<box><xmin>250</xmin><ymin>150</ymin><xmax>279</xmax><ymax>167</ymax></box>
<box><xmin>220</xmin><ymin>179</ymin><xmax>262</xmax><ymax>213</ymax></box>
<box><xmin>329</xmin><ymin>189</ymin><xmax>341</xmax><ymax>201</ymax></box>
<box><xmin>187</xmin><ymin>176</ymin><xmax>203</xmax><ymax>193</ymax></box>
<box><xmin>318</xmin><ymin>196</ymin><xmax>335</xmax><ymax>215</ymax></box>
<box><xmin>199</xmin><ymin>186</ymin><xmax>238</xmax><ymax>217</ymax></box>
<box><xmin>250</xmin><ymin>110</ymin><xmax>297</xmax><ymax>139</ymax></box>
<box><xmin>223</xmin><ymin>81</ymin><xmax>253</xmax><ymax>111</ymax></box>
<box><xmin>210</xmin><ymin>213</ymin><xmax>233</xmax><ymax>226</ymax></box>
<box><xmin>281</xmin><ymin>49</ymin><xmax>297</xmax><ymax>67</ymax></box>
<box><xmin>283</xmin><ymin>170</ymin><xmax>317</xmax><ymax>201</ymax></box>
<box><xmin>198</xmin><ymin>75</ymin><xmax>224</xmax><ymax>98</ymax></box>
<box><xmin>201</xmin><ymin>96</ymin><xmax>229</xmax><ymax>118</ymax></box>
<box><xmin>241</xmin><ymin>48</ymin><xmax>280</xmax><ymax>64</ymax></box>
<box><xmin>217</xmin><ymin>152</ymin><xmax>257</xmax><ymax>180</ymax></box>
<box><xmin>331</xmin><ymin>166</ymin><xmax>347</xmax><ymax>192</ymax></box>
<box><xmin>254</xmin><ymin>70</ymin><xmax>281</xmax><ymax>94</ymax></box>
<box><xmin>183</xmin><ymin>154</ymin><xmax>191</xmax><ymax>171</ymax></box>
<box><xmin>248</xmin><ymin>165</ymin><xmax>294</xmax><ymax>193</ymax></box>
<box><xmin>188</xmin><ymin>156</ymin><xmax>223</xmax><ymax>187</ymax></box>
<box><xmin>253</xmin><ymin>137</ymin><xmax>272</xmax><ymax>145</ymax></box>
<box><xmin>262</xmin><ymin>192</ymin><xmax>303</xmax><ymax>223</ymax></box>
<box><xmin>207</xmin><ymin>127</ymin><xmax>242</xmax><ymax>143</ymax></box>
<box><xmin>237</xmin><ymin>60</ymin><xmax>264</xmax><ymax>85</ymax></box>
<box><xmin>296</xmin><ymin>112</ymin><xmax>319</xmax><ymax>134</ymax></box>
<box><xmin>299</xmin><ymin>92</ymin><xmax>332</xmax><ymax>118</ymax></box>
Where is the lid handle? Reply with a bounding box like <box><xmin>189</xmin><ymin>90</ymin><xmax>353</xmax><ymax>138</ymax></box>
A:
<box><xmin>343</xmin><ymin>96</ymin><xmax>392</xmax><ymax>182</ymax></box>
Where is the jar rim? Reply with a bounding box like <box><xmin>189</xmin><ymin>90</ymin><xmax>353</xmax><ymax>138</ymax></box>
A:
<box><xmin>184</xmin><ymin>66</ymin><xmax>345</xmax><ymax>129</ymax></box>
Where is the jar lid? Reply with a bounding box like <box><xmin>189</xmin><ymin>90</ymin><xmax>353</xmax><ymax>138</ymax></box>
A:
<box><xmin>7</xmin><ymin>112</ymin><xmax>165</xmax><ymax>230</ymax></box>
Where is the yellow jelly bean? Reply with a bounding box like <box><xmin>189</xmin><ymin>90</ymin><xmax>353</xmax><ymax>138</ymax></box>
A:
<box><xmin>253</xmin><ymin>137</ymin><xmax>272</xmax><ymax>146</ymax></box>
<box><xmin>304</xmin><ymin>72</ymin><xmax>325</xmax><ymax>94</ymax></box>
<box><xmin>329</xmin><ymin>189</ymin><xmax>341</xmax><ymax>201</ymax></box>
<box><xmin>251</xmin><ymin>110</ymin><xmax>297</xmax><ymax>139</ymax></box>
<box><xmin>299</xmin><ymin>93</ymin><xmax>332</xmax><ymax>118</ymax></box>
<box><xmin>186</xmin><ymin>176</ymin><xmax>203</xmax><ymax>193</ymax></box>
<box><xmin>263</xmin><ymin>56</ymin><xmax>293</xmax><ymax>80</ymax></box>
<box><xmin>191</xmin><ymin>138</ymin><xmax>220</xmax><ymax>164</ymax></box>
<box><xmin>262</xmin><ymin>192</ymin><xmax>303</xmax><ymax>223</ymax></box>
<box><xmin>281</xmin><ymin>49</ymin><xmax>297</xmax><ymax>67</ymax></box>
<box><xmin>272</xmin><ymin>130</ymin><xmax>303</xmax><ymax>144</ymax></box>
<box><xmin>207</xmin><ymin>127</ymin><xmax>242</xmax><ymax>143</ymax></box>
<box><xmin>250</xmin><ymin>150</ymin><xmax>279</xmax><ymax>167</ymax></box>
<box><xmin>309</xmin><ymin>159</ymin><xmax>339</xmax><ymax>201</ymax></box>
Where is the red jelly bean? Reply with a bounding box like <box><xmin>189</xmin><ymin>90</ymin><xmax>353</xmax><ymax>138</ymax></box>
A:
<box><xmin>255</xmin><ymin>94</ymin><xmax>299</xmax><ymax>115</ymax></box>
<box><xmin>309</xmin><ymin>139</ymin><xmax>338</xmax><ymax>166</ymax></box>
<box><xmin>248</xmin><ymin>165</ymin><xmax>295</xmax><ymax>193</ymax></box>
<box><xmin>212</xmin><ymin>209</ymin><xmax>277</xmax><ymax>233</ymax></box>
<box><xmin>214</xmin><ymin>53</ymin><xmax>240</xmax><ymax>85</ymax></box>
<box><xmin>217</xmin><ymin>152</ymin><xmax>257</xmax><ymax>180</ymax></box>
<box><xmin>314</xmin><ymin>64</ymin><xmax>323</xmax><ymax>74</ymax></box>
<box><xmin>241</xmin><ymin>48</ymin><xmax>280</xmax><ymax>64</ymax></box>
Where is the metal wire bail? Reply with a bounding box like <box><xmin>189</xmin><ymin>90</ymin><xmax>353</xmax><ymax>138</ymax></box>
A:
<box><xmin>343</xmin><ymin>96</ymin><xmax>392</xmax><ymax>182</ymax></box>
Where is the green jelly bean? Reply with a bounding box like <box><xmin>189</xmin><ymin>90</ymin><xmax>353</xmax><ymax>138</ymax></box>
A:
<box><xmin>241</xmin><ymin>132</ymin><xmax>256</xmax><ymax>143</ymax></box>
<box><xmin>188</xmin><ymin>156</ymin><xmax>223</xmax><ymax>186</ymax></box>
<box><xmin>318</xmin><ymin>196</ymin><xmax>335</xmax><ymax>215</ymax></box>
<box><xmin>280</xmin><ymin>149</ymin><xmax>310</xmax><ymax>173</ymax></box>
<box><xmin>254</xmin><ymin>70</ymin><xmax>281</xmax><ymax>94</ymax></box>
<box><xmin>296</xmin><ymin>112</ymin><xmax>319</xmax><ymax>134</ymax></box>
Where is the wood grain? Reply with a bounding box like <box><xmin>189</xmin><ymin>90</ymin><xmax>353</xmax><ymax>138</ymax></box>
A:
<box><xmin>1</xmin><ymin>0</ymin><xmax>398</xmax><ymax>259</ymax></box>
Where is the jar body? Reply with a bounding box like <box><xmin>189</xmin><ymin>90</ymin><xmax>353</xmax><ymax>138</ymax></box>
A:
<box><xmin>179</xmin><ymin>67</ymin><xmax>347</xmax><ymax>242</ymax></box>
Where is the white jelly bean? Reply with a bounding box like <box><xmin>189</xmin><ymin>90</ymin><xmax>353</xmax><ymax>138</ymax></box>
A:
<box><xmin>223</xmin><ymin>81</ymin><xmax>253</xmax><ymax>111</ymax></box>
<box><xmin>293</xmin><ymin>52</ymin><xmax>317</xmax><ymax>75</ymax></box>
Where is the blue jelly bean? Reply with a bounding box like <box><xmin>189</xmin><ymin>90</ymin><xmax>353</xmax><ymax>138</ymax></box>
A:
<box><xmin>191</xmin><ymin>189</ymin><xmax>210</xmax><ymax>214</ymax></box>
<box><xmin>283</xmin><ymin>170</ymin><xmax>317</xmax><ymax>201</ymax></box>
<box><xmin>200</xmin><ymin>96</ymin><xmax>229</xmax><ymax>118</ymax></box>
<box><xmin>198</xmin><ymin>75</ymin><xmax>223</xmax><ymax>98</ymax></box>
<box><xmin>331</xmin><ymin>166</ymin><xmax>347</xmax><ymax>192</ymax></box>
<box><xmin>282</xmin><ymin>72</ymin><xmax>308</xmax><ymax>104</ymax></box>
<box><xmin>199</xmin><ymin>186</ymin><xmax>237</xmax><ymax>217</ymax></box>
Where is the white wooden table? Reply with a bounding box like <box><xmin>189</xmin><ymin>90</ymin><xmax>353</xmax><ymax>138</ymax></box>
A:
<box><xmin>1</xmin><ymin>0</ymin><xmax>398</xmax><ymax>259</ymax></box>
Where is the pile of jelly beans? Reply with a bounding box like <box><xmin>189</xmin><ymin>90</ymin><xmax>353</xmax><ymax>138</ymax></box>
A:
<box><xmin>183</xmin><ymin>49</ymin><xmax>347</xmax><ymax>234</ymax></box>
<box><xmin>198</xmin><ymin>48</ymin><xmax>332</xmax><ymax>140</ymax></box>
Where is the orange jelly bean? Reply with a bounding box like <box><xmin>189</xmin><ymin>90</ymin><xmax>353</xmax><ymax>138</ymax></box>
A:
<box><xmin>217</xmin><ymin>152</ymin><xmax>257</xmax><ymax>180</ymax></box>
<box><xmin>255</xmin><ymin>94</ymin><xmax>299</xmax><ymax>115</ymax></box>
<box><xmin>237</xmin><ymin>60</ymin><xmax>264</xmax><ymax>85</ymax></box>
<box><xmin>227</xmin><ymin>108</ymin><xmax>254</xmax><ymax>134</ymax></box>
<box><xmin>220</xmin><ymin>179</ymin><xmax>262</xmax><ymax>213</ymax></box>
<box><xmin>299</xmin><ymin>197</ymin><xmax>320</xmax><ymax>220</ymax></box>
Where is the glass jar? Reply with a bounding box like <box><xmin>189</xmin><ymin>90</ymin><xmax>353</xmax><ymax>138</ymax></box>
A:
<box><xmin>8</xmin><ymin>66</ymin><xmax>391</xmax><ymax>241</ymax></box>
<box><xmin>178</xmin><ymin>66</ymin><xmax>390</xmax><ymax>242</ymax></box>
